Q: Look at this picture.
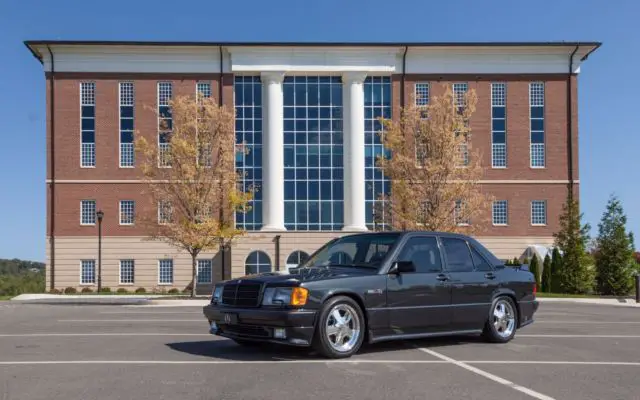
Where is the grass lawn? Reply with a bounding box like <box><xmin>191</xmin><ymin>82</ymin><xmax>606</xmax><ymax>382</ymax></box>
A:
<box><xmin>0</xmin><ymin>296</ymin><xmax>13</xmax><ymax>301</ymax></box>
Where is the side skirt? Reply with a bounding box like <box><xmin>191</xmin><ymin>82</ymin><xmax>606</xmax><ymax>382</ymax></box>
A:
<box><xmin>369</xmin><ymin>329</ymin><xmax>483</xmax><ymax>344</ymax></box>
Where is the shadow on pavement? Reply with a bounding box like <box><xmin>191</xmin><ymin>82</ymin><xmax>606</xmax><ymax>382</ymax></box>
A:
<box><xmin>166</xmin><ymin>334</ymin><xmax>482</xmax><ymax>361</ymax></box>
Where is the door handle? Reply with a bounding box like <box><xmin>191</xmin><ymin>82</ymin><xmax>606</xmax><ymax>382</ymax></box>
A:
<box><xmin>436</xmin><ymin>274</ymin><xmax>449</xmax><ymax>282</ymax></box>
<box><xmin>485</xmin><ymin>273</ymin><xmax>496</xmax><ymax>280</ymax></box>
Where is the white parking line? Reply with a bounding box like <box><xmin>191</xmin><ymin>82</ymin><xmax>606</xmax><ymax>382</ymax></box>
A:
<box><xmin>1</xmin><ymin>359</ymin><xmax>639</xmax><ymax>366</ymax></box>
<box><xmin>463</xmin><ymin>361</ymin><xmax>640</xmax><ymax>366</ymax></box>
<box><xmin>536</xmin><ymin>320</ymin><xmax>640</xmax><ymax>324</ymax></box>
<box><xmin>520</xmin><ymin>334</ymin><xmax>640</xmax><ymax>338</ymax></box>
<box><xmin>0</xmin><ymin>360</ymin><xmax>449</xmax><ymax>365</ymax></box>
<box><xmin>417</xmin><ymin>347</ymin><xmax>556</xmax><ymax>400</ymax></box>
<box><xmin>0</xmin><ymin>333</ymin><xmax>211</xmax><ymax>337</ymax></box>
<box><xmin>58</xmin><ymin>319</ymin><xmax>203</xmax><ymax>322</ymax></box>
<box><xmin>100</xmin><ymin>312</ymin><xmax>202</xmax><ymax>314</ymax></box>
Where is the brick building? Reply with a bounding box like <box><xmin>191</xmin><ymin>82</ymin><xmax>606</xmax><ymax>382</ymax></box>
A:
<box><xmin>25</xmin><ymin>40</ymin><xmax>600</xmax><ymax>292</ymax></box>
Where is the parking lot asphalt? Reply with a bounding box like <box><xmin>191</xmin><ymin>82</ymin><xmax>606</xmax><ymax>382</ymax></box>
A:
<box><xmin>0</xmin><ymin>302</ymin><xmax>639</xmax><ymax>400</ymax></box>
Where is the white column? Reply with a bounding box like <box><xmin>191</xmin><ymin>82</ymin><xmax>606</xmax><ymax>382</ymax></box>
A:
<box><xmin>342</xmin><ymin>72</ymin><xmax>368</xmax><ymax>231</ymax></box>
<box><xmin>260</xmin><ymin>72</ymin><xmax>286</xmax><ymax>231</ymax></box>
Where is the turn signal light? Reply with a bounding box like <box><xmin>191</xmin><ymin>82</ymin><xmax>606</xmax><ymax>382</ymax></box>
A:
<box><xmin>290</xmin><ymin>287</ymin><xmax>309</xmax><ymax>306</ymax></box>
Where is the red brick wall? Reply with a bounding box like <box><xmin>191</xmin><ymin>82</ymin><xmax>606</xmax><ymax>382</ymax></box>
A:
<box><xmin>401</xmin><ymin>74</ymin><xmax>577</xmax><ymax>182</ymax></box>
<box><xmin>46</xmin><ymin>72</ymin><xmax>577</xmax><ymax>238</ymax></box>
<box><xmin>45</xmin><ymin>73</ymin><xmax>233</xmax><ymax>180</ymax></box>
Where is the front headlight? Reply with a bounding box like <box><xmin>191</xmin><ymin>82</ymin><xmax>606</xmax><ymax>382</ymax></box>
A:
<box><xmin>262</xmin><ymin>287</ymin><xmax>308</xmax><ymax>306</ymax></box>
<box><xmin>211</xmin><ymin>285</ymin><xmax>223</xmax><ymax>303</ymax></box>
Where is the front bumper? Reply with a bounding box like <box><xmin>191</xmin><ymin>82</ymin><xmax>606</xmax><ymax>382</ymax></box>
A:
<box><xmin>202</xmin><ymin>303</ymin><xmax>317</xmax><ymax>346</ymax></box>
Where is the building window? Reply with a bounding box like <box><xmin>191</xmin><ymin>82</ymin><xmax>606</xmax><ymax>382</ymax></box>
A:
<box><xmin>286</xmin><ymin>250</ymin><xmax>310</xmax><ymax>268</ymax></box>
<box><xmin>80</xmin><ymin>200</ymin><xmax>96</xmax><ymax>225</ymax></box>
<box><xmin>80</xmin><ymin>82</ymin><xmax>96</xmax><ymax>167</ymax></box>
<box><xmin>414</xmin><ymin>82</ymin><xmax>429</xmax><ymax>165</ymax></box>
<box><xmin>158</xmin><ymin>200</ymin><xmax>172</xmax><ymax>224</ymax></box>
<box><xmin>158</xmin><ymin>259</ymin><xmax>174</xmax><ymax>284</ymax></box>
<box><xmin>454</xmin><ymin>200</ymin><xmax>470</xmax><ymax>226</ymax></box>
<box><xmin>196</xmin><ymin>82</ymin><xmax>211</xmax><ymax>100</ymax></box>
<box><xmin>531</xmin><ymin>200</ymin><xmax>547</xmax><ymax>225</ymax></box>
<box><xmin>119</xmin><ymin>260</ymin><xmax>135</xmax><ymax>284</ymax></box>
<box><xmin>234</xmin><ymin>76</ymin><xmax>263</xmax><ymax>231</ymax></box>
<box><xmin>530</xmin><ymin>82</ymin><xmax>545</xmax><ymax>168</ymax></box>
<box><xmin>245</xmin><ymin>251</ymin><xmax>271</xmax><ymax>275</ymax></box>
<box><xmin>453</xmin><ymin>83</ymin><xmax>469</xmax><ymax>166</ymax></box>
<box><xmin>119</xmin><ymin>82</ymin><xmax>135</xmax><ymax>167</ymax></box>
<box><xmin>119</xmin><ymin>200</ymin><xmax>135</xmax><ymax>225</ymax></box>
<box><xmin>491</xmin><ymin>83</ymin><xmax>507</xmax><ymax>168</ymax></box>
<box><xmin>283</xmin><ymin>76</ymin><xmax>344</xmax><ymax>231</ymax></box>
<box><xmin>415</xmin><ymin>82</ymin><xmax>429</xmax><ymax>119</ymax></box>
<box><xmin>197</xmin><ymin>259</ymin><xmax>212</xmax><ymax>284</ymax></box>
<box><xmin>80</xmin><ymin>260</ymin><xmax>96</xmax><ymax>285</ymax></box>
<box><xmin>196</xmin><ymin>82</ymin><xmax>213</xmax><ymax>168</ymax></box>
<box><xmin>158</xmin><ymin>82</ymin><xmax>173</xmax><ymax>167</ymax></box>
<box><xmin>492</xmin><ymin>200</ymin><xmax>508</xmax><ymax>225</ymax></box>
<box><xmin>365</xmin><ymin>77</ymin><xmax>392</xmax><ymax>230</ymax></box>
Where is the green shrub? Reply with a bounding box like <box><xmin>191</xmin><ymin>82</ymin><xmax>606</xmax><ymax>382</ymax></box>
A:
<box><xmin>529</xmin><ymin>256</ymin><xmax>541</xmax><ymax>290</ymax></box>
<box><xmin>542</xmin><ymin>254</ymin><xmax>552</xmax><ymax>292</ymax></box>
<box><xmin>64</xmin><ymin>287</ymin><xmax>77</xmax><ymax>294</ymax></box>
<box><xmin>99</xmin><ymin>287</ymin><xmax>111</xmax><ymax>293</ymax></box>
<box><xmin>116</xmin><ymin>288</ymin><xmax>128</xmax><ymax>294</ymax></box>
<box><xmin>135</xmin><ymin>287</ymin><xmax>146</xmax><ymax>294</ymax></box>
<box><xmin>81</xmin><ymin>287</ymin><xmax>93</xmax><ymax>293</ymax></box>
<box><xmin>168</xmin><ymin>288</ymin><xmax>180</xmax><ymax>294</ymax></box>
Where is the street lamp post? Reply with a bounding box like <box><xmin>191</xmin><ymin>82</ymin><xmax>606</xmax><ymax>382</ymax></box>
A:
<box><xmin>96</xmin><ymin>210</ymin><xmax>104</xmax><ymax>292</ymax></box>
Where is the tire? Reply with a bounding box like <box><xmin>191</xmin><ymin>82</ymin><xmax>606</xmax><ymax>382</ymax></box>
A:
<box><xmin>312</xmin><ymin>295</ymin><xmax>366</xmax><ymax>359</ymax></box>
<box><xmin>482</xmin><ymin>296</ymin><xmax>518</xmax><ymax>343</ymax></box>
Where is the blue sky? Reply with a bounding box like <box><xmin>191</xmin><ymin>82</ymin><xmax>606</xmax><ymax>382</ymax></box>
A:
<box><xmin>0</xmin><ymin>0</ymin><xmax>637</xmax><ymax>261</ymax></box>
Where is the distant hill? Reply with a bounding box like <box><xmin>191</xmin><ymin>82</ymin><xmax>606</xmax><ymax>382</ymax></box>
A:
<box><xmin>0</xmin><ymin>258</ymin><xmax>45</xmax><ymax>275</ymax></box>
<box><xmin>0</xmin><ymin>259</ymin><xmax>45</xmax><ymax>296</ymax></box>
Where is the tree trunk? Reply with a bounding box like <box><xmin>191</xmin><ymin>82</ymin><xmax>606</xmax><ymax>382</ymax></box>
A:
<box><xmin>191</xmin><ymin>254</ymin><xmax>197</xmax><ymax>298</ymax></box>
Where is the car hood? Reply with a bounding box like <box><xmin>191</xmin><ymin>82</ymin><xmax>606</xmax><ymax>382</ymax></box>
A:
<box><xmin>223</xmin><ymin>266</ymin><xmax>377</xmax><ymax>285</ymax></box>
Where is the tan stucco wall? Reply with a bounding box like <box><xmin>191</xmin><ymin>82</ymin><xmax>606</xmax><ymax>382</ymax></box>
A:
<box><xmin>45</xmin><ymin>233</ymin><xmax>554</xmax><ymax>291</ymax></box>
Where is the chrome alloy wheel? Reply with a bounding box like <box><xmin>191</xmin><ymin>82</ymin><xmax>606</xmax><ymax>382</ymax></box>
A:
<box><xmin>325</xmin><ymin>304</ymin><xmax>361</xmax><ymax>352</ymax></box>
<box><xmin>492</xmin><ymin>299</ymin><xmax>516</xmax><ymax>338</ymax></box>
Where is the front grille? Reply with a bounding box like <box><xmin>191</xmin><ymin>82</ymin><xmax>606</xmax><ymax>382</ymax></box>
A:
<box><xmin>221</xmin><ymin>282</ymin><xmax>262</xmax><ymax>307</ymax></box>
<box><xmin>224</xmin><ymin>325</ymin><xmax>271</xmax><ymax>338</ymax></box>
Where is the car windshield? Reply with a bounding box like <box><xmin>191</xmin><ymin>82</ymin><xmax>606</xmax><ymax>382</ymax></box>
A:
<box><xmin>298</xmin><ymin>233</ymin><xmax>402</xmax><ymax>270</ymax></box>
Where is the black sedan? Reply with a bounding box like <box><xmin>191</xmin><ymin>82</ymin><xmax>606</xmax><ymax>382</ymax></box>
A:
<box><xmin>203</xmin><ymin>231</ymin><xmax>538</xmax><ymax>358</ymax></box>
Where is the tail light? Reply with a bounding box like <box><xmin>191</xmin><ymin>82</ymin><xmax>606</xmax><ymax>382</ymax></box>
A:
<box><xmin>532</xmin><ymin>282</ymin><xmax>537</xmax><ymax>297</ymax></box>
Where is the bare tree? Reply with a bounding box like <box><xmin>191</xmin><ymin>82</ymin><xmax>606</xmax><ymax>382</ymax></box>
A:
<box><xmin>377</xmin><ymin>84</ymin><xmax>490</xmax><ymax>233</ymax></box>
<box><xmin>136</xmin><ymin>94</ymin><xmax>252</xmax><ymax>297</ymax></box>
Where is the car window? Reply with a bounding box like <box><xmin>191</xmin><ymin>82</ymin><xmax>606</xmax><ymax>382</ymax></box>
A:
<box><xmin>301</xmin><ymin>233</ymin><xmax>402</xmax><ymax>269</ymax></box>
<box><xmin>396</xmin><ymin>237</ymin><xmax>442</xmax><ymax>273</ymax></box>
<box><xmin>470</xmin><ymin>246</ymin><xmax>492</xmax><ymax>271</ymax></box>
<box><xmin>441</xmin><ymin>238</ymin><xmax>474</xmax><ymax>272</ymax></box>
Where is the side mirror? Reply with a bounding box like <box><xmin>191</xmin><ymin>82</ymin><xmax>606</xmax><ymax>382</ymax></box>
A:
<box><xmin>390</xmin><ymin>260</ymin><xmax>415</xmax><ymax>274</ymax></box>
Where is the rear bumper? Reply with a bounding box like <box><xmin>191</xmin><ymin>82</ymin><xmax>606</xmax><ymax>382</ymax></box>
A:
<box><xmin>202</xmin><ymin>304</ymin><xmax>317</xmax><ymax>346</ymax></box>
<box><xmin>518</xmin><ymin>300</ymin><xmax>539</xmax><ymax>328</ymax></box>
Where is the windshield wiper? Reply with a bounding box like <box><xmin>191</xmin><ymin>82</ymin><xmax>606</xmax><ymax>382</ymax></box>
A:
<box><xmin>321</xmin><ymin>263</ymin><xmax>379</xmax><ymax>269</ymax></box>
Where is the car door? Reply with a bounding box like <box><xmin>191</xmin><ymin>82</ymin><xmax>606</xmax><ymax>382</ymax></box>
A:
<box><xmin>440</xmin><ymin>236</ymin><xmax>498</xmax><ymax>330</ymax></box>
<box><xmin>386</xmin><ymin>236</ymin><xmax>452</xmax><ymax>335</ymax></box>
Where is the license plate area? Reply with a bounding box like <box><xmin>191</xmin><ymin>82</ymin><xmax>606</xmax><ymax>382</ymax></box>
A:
<box><xmin>223</xmin><ymin>313</ymin><xmax>238</xmax><ymax>325</ymax></box>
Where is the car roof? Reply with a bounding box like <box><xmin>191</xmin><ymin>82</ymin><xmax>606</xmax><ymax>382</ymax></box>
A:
<box><xmin>339</xmin><ymin>231</ymin><xmax>504</xmax><ymax>265</ymax></box>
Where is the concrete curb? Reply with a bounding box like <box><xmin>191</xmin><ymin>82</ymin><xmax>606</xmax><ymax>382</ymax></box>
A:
<box><xmin>9</xmin><ymin>294</ymin><xmax>209</xmax><ymax>306</ymax></box>
<box><xmin>538</xmin><ymin>297</ymin><xmax>640</xmax><ymax>308</ymax></box>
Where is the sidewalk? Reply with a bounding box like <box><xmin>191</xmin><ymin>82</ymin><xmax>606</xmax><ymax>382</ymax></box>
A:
<box><xmin>538</xmin><ymin>297</ymin><xmax>640</xmax><ymax>308</ymax></box>
<box><xmin>8</xmin><ymin>293</ymin><xmax>640</xmax><ymax>308</ymax></box>
<box><xmin>9</xmin><ymin>293</ymin><xmax>209</xmax><ymax>306</ymax></box>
